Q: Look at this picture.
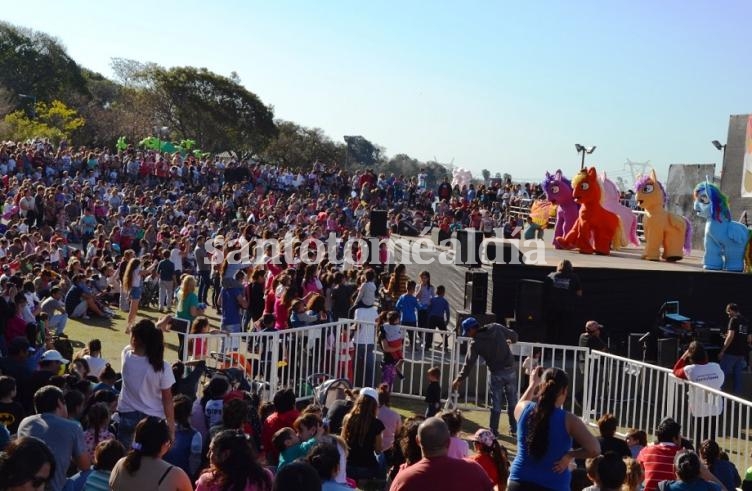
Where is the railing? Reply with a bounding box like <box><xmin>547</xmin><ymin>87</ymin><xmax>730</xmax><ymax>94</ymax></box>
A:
<box><xmin>585</xmin><ymin>350</ymin><xmax>752</xmax><ymax>473</ymax></box>
<box><xmin>178</xmin><ymin>320</ymin><xmax>752</xmax><ymax>471</ymax></box>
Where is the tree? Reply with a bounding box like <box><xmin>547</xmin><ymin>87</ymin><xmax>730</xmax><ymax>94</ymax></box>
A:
<box><xmin>134</xmin><ymin>65</ymin><xmax>277</xmax><ymax>154</ymax></box>
<box><xmin>343</xmin><ymin>135</ymin><xmax>383</xmax><ymax>167</ymax></box>
<box><xmin>261</xmin><ymin>120</ymin><xmax>345</xmax><ymax>167</ymax></box>
<box><xmin>482</xmin><ymin>169</ymin><xmax>491</xmax><ymax>183</ymax></box>
<box><xmin>2</xmin><ymin>99</ymin><xmax>84</xmax><ymax>144</ymax></box>
<box><xmin>502</xmin><ymin>172</ymin><xmax>512</xmax><ymax>183</ymax></box>
<box><xmin>0</xmin><ymin>22</ymin><xmax>88</xmax><ymax>108</ymax></box>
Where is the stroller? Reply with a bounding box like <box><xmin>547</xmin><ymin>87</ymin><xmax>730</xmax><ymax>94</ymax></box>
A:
<box><xmin>141</xmin><ymin>277</ymin><xmax>159</xmax><ymax>309</ymax></box>
<box><xmin>303</xmin><ymin>374</ymin><xmax>352</xmax><ymax>414</ymax></box>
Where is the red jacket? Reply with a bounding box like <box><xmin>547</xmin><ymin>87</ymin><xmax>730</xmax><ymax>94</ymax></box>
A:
<box><xmin>261</xmin><ymin>409</ymin><xmax>300</xmax><ymax>465</ymax></box>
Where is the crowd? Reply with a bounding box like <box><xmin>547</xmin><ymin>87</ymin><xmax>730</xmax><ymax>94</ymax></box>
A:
<box><xmin>0</xmin><ymin>138</ymin><xmax>746</xmax><ymax>491</ymax></box>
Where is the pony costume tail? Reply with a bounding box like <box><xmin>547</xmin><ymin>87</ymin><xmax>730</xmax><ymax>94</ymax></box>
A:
<box><xmin>630</xmin><ymin>214</ymin><xmax>639</xmax><ymax>246</ymax></box>
<box><xmin>611</xmin><ymin>216</ymin><xmax>628</xmax><ymax>248</ymax></box>
<box><xmin>682</xmin><ymin>217</ymin><xmax>692</xmax><ymax>256</ymax></box>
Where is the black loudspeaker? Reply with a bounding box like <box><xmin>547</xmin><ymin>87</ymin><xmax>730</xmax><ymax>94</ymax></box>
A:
<box><xmin>657</xmin><ymin>337</ymin><xmax>679</xmax><ymax>368</ymax></box>
<box><xmin>515</xmin><ymin>279</ymin><xmax>545</xmax><ymax>342</ymax></box>
<box><xmin>455</xmin><ymin>229</ymin><xmax>484</xmax><ymax>267</ymax></box>
<box><xmin>464</xmin><ymin>270</ymin><xmax>488</xmax><ymax>315</ymax></box>
<box><xmin>370</xmin><ymin>210</ymin><xmax>387</xmax><ymax>236</ymax></box>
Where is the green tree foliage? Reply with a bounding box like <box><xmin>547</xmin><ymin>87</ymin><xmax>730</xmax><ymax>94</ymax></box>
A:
<box><xmin>140</xmin><ymin>65</ymin><xmax>277</xmax><ymax>153</ymax></box>
<box><xmin>344</xmin><ymin>135</ymin><xmax>382</xmax><ymax>166</ymax></box>
<box><xmin>2</xmin><ymin>99</ymin><xmax>84</xmax><ymax>144</ymax></box>
<box><xmin>0</xmin><ymin>22</ymin><xmax>88</xmax><ymax>108</ymax></box>
<box><xmin>261</xmin><ymin>121</ymin><xmax>345</xmax><ymax>167</ymax></box>
<box><xmin>482</xmin><ymin>169</ymin><xmax>491</xmax><ymax>182</ymax></box>
<box><xmin>383</xmin><ymin>154</ymin><xmax>449</xmax><ymax>189</ymax></box>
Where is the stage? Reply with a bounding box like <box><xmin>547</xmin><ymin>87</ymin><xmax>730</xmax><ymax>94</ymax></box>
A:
<box><xmin>389</xmin><ymin>233</ymin><xmax>752</xmax><ymax>354</ymax></box>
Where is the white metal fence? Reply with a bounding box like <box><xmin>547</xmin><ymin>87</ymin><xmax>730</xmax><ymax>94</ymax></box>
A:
<box><xmin>178</xmin><ymin>320</ymin><xmax>752</xmax><ymax>471</ymax></box>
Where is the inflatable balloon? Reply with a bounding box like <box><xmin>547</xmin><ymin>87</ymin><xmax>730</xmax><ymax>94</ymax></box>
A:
<box><xmin>115</xmin><ymin>136</ymin><xmax>128</xmax><ymax>152</ymax></box>
<box><xmin>452</xmin><ymin>167</ymin><xmax>473</xmax><ymax>188</ymax></box>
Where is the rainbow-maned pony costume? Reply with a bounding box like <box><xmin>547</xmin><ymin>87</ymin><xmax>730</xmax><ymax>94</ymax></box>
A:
<box><xmin>554</xmin><ymin>167</ymin><xmax>624</xmax><ymax>255</ymax></box>
<box><xmin>693</xmin><ymin>182</ymin><xmax>752</xmax><ymax>272</ymax></box>
<box><xmin>635</xmin><ymin>170</ymin><xmax>692</xmax><ymax>261</ymax></box>
<box><xmin>542</xmin><ymin>170</ymin><xmax>579</xmax><ymax>249</ymax></box>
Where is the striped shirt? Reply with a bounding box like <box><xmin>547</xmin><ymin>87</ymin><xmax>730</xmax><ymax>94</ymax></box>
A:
<box><xmin>637</xmin><ymin>442</ymin><xmax>680</xmax><ymax>491</ymax></box>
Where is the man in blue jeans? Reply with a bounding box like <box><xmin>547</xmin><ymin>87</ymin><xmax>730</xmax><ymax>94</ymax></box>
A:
<box><xmin>452</xmin><ymin>317</ymin><xmax>519</xmax><ymax>438</ymax></box>
<box><xmin>194</xmin><ymin>235</ymin><xmax>211</xmax><ymax>304</ymax></box>
<box><xmin>719</xmin><ymin>303</ymin><xmax>750</xmax><ymax>396</ymax></box>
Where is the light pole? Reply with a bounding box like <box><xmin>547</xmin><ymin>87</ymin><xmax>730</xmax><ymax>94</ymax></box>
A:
<box><xmin>711</xmin><ymin>140</ymin><xmax>726</xmax><ymax>165</ymax></box>
<box><xmin>18</xmin><ymin>94</ymin><xmax>36</xmax><ymax>118</ymax></box>
<box><xmin>575</xmin><ymin>144</ymin><xmax>596</xmax><ymax>169</ymax></box>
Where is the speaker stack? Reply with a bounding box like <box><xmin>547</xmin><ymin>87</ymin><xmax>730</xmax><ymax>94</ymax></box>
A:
<box><xmin>369</xmin><ymin>210</ymin><xmax>388</xmax><ymax>237</ymax></box>
<box><xmin>464</xmin><ymin>269</ymin><xmax>488</xmax><ymax>315</ymax></box>
<box><xmin>455</xmin><ymin>229</ymin><xmax>484</xmax><ymax>267</ymax></box>
<box><xmin>514</xmin><ymin>279</ymin><xmax>546</xmax><ymax>342</ymax></box>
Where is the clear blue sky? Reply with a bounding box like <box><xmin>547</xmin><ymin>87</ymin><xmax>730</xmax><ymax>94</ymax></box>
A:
<box><xmin>3</xmin><ymin>0</ymin><xmax>750</xmax><ymax>184</ymax></box>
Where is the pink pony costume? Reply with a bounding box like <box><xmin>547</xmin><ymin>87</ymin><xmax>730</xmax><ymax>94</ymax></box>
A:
<box><xmin>599</xmin><ymin>172</ymin><xmax>640</xmax><ymax>247</ymax></box>
<box><xmin>542</xmin><ymin>170</ymin><xmax>579</xmax><ymax>249</ymax></box>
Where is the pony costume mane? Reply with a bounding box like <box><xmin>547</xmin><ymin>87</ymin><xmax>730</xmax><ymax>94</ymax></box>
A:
<box><xmin>634</xmin><ymin>174</ymin><xmax>668</xmax><ymax>207</ymax></box>
<box><xmin>541</xmin><ymin>172</ymin><xmax>572</xmax><ymax>193</ymax></box>
<box><xmin>693</xmin><ymin>181</ymin><xmax>731</xmax><ymax>223</ymax></box>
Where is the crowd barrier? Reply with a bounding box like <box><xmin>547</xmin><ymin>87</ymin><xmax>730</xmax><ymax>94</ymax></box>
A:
<box><xmin>178</xmin><ymin>320</ymin><xmax>752</xmax><ymax>471</ymax></box>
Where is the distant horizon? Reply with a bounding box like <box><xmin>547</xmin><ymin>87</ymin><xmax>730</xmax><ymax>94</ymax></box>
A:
<box><xmin>2</xmin><ymin>1</ymin><xmax>750</xmax><ymax>185</ymax></box>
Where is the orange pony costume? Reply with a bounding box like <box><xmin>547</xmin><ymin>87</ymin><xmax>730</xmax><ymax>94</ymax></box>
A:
<box><xmin>554</xmin><ymin>167</ymin><xmax>623</xmax><ymax>255</ymax></box>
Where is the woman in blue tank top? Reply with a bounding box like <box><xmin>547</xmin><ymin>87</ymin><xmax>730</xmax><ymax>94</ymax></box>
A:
<box><xmin>508</xmin><ymin>367</ymin><xmax>600</xmax><ymax>491</ymax></box>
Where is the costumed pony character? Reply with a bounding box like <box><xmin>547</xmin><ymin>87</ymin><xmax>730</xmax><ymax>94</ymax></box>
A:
<box><xmin>634</xmin><ymin>170</ymin><xmax>691</xmax><ymax>261</ymax></box>
<box><xmin>554</xmin><ymin>167</ymin><xmax>624</xmax><ymax>255</ymax></box>
<box><xmin>542</xmin><ymin>170</ymin><xmax>579</xmax><ymax>248</ymax></box>
<box><xmin>600</xmin><ymin>172</ymin><xmax>640</xmax><ymax>247</ymax></box>
<box><xmin>693</xmin><ymin>181</ymin><xmax>752</xmax><ymax>272</ymax></box>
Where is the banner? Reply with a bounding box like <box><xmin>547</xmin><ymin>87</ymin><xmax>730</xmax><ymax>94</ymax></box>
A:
<box><xmin>743</xmin><ymin>115</ymin><xmax>752</xmax><ymax>197</ymax></box>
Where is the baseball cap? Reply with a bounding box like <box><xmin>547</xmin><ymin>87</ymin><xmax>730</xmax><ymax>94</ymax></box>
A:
<box><xmin>8</xmin><ymin>336</ymin><xmax>34</xmax><ymax>355</ymax></box>
<box><xmin>360</xmin><ymin>387</ymin><xmax>378</xmax><ymax>403</ymax></box>
<box><xmin>473</xmin><ymin>429</ymin><xmax>496</xmax><ymax>447</ymax></box>
<box><xmin>40</xmin><ymin>349</ymin><xmax>69</xmax><ymax>364</ymax></box>
<box><xmin>585</xmin><ymin>320</ymin><xmax>603</xmax><ymax>333</ymax></box>
<box><xmin>461</xmin><ymin>317</ymin><xmax>480</xmax><ymax>336</ymax></box>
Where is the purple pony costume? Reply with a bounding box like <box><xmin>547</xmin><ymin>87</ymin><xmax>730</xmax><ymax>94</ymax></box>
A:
<box><xmin>542</xmin><ymin>170</ymin><xmax>579</xmax><ymax>249</ymax></box>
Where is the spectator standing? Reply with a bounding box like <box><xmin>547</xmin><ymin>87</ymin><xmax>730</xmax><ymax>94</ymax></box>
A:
<box><xmin>352</xmin><ymin>304</ymin><xmax>378</xmax><ymax>388</ymax></box>
<box><xmin>17</xmin><ymin>386</ymin><xmax>90</xmax><ymax>491</ymax></box>
<box><xmin>508</xmin><ymin>367</ymin><xmax>600</xmax><ymax>491</ymax></box>
<box><xmin>719</xmin><ymin>303</ymin><xmax>749</xmax><ymax>396</ymax></box>
<box><xmin>672</xmin><ymin>341</ymin><xmax>724</xmax><ymax>446</ymax></box>
<box><xmin>156</xmin><ymin>249</ymin><xmax>176</xmax><ymax>312</ymax></box>
<box><xmin>424</xmin><ymin>285</ymin><xmax>450</xmax><ymax>351</ymax></box>
<box><xmin>116</xmin><ymin>319</ymin><xmax>175</xmax><ymax>450</ymax></box>
<box><xmin>452</xmin><ymin>317</ymin><xmax>518</xmax><ymax>437</ymax></box>
<box><xmin>194</xmin><ymin>235</ymin><xmax>211</xmax><ymax>305</ymax></box>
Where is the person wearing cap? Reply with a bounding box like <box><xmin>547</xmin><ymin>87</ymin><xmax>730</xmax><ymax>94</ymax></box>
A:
<box><xmin>468</xmin><ymin>428</ymin><xmax>509</xmax><ymax>488</ymax></box>
<box><xmin>17</xmin><ymin>385</ymin><xmax>90</xmax><ymax>491</ymax></box>
<box><xmin>451</xmin><ymin>317</ymin><xmax>519</xmax><ymax>438</ymax></box>
<box><xmin>579</xmin><ymin>320</ymin><xmax>608</xmax><ymax>353</ymax></box>
<box><xmin>390</xmin><ymin>417</ymin><xmax>493</xmax><ymax>491</ymax></box>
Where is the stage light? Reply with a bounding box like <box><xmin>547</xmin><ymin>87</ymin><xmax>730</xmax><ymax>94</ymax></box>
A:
<box><xmin>576</xmin><ymin>143</ymin><xmax>596</xmax><ymax>169</ymax></box>
<box><xmin>711</xmin><ymin>140</ymin><xmax>724</xmax><ymax>151</ymax></box>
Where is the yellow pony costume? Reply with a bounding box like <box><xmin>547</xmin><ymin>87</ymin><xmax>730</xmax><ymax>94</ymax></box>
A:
<box><xmin>634</xmin><ymin>170</ymin><xmax>691</xmax><ymax>261</ymax></box>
